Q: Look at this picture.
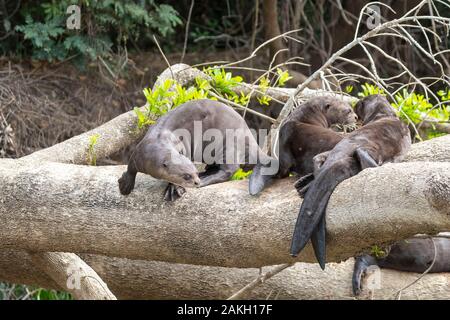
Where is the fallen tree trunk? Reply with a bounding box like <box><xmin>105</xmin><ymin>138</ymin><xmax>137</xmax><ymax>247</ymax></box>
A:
<box><xmin>1</xmin><ymin>157</ymin><xmax>449</xmax><ymax>268</ymax></box>
<box><xmin>1</xmin><ymin>63</ymin><xmax>449</xmax><ymax>299</ymax></box>
<box><xmin>1</xmin><ymin>250</ymin><xmax>449</xmax><ymax>300</ymax></box>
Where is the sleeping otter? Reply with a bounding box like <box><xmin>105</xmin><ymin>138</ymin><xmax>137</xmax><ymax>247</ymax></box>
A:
<box><xmin>291</xmin><ymin>94</ymin><xmax>411</xmax><ymax>269</ymax></box>
<box><xmin>249</xmin><ymin>96</ymin><xmax>357</xmax><ymax>195</ymax></box>
<box><xmin>119</xmin><ymin>99</ymin><xmax>269</xmax><ymax>201</ymax></box>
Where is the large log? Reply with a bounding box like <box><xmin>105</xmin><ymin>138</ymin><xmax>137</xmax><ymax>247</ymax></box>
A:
<box><xmin>0</xmin><ymin>250</ymin><xmax>449</xmax><ymax>300</ymax></box>
<box><xmin>0</xmin><ymin>156</ymin><xmax>449</xmax><ymax>268</ymax></box>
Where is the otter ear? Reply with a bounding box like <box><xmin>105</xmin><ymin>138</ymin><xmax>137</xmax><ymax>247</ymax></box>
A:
<box><xmin>354</xmin><ymin>100</ymin><xmax>364</xmax><ymax>118</ymax></box>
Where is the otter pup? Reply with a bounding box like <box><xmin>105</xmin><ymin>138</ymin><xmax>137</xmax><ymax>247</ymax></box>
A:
<box><xmin>353</xmin><ymin>235</ymin><xmax>450</xmax><ymax>296</ymax></box>
<box><xmin>119</xmin><ymin>99</ymin><xmax>268</xmax><ymax>201</ymax></box>
<box><xmin>249</xmin><ymin>96</ymin><xmax>357</xmax><ymax>195</ymax></box>
<box><xmin>290</xmin><ymin>94</ymin><xmax>411</xmax><ymax>269</ymax></box>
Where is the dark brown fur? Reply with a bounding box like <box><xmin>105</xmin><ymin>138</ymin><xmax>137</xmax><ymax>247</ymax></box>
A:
<box><xmin>249</xmin><ymin>96</ymin><xmax>357</xmax><ymax>195</ymax></box>
<box><xmin>290</xmin><ymin>95</ymin><xmax>411</xmax><ymax>269</ymax></box>
<box><xmin>353</xmin><ymin>236</ymin><xmax>450</xmax><ymax>295</ymax></box>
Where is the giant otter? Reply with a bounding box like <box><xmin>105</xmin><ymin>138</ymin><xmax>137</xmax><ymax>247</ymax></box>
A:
<box><xmin>119</xmin><ymin>99</ymin><xmax>268</xmax><ymax>201</ymax></box>
<box><xmin>249</xmin><ymin>96</ymin><xmax>358</xmax><ymax>195</ymax></box>
<box><xmin>290</xmin><ymin>94</ymin><xmax>411</xmax><ymax>269</ymax></box>
<box><xmin>352</xmin><ymin>235</ymin><xmax>450</xmax><ymax>296</ymax></box>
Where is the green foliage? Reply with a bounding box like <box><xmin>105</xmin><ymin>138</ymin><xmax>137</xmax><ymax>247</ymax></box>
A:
<box><xmin>87</xmin><ymin>133</ymin><xmax>100</xmax><ymax>166</ymax></box>
<box><xmin>205</xmin><ymin>68</ymin><xmax>244</xmax><ymax>96</ymax></box>
<box><xmin>357</xmin><ymin>83</ymin><xmax>386</xmax><ymax>97</ymax></box>
<box><xmin>345</xmin><ymin>85</ymin><xmax>354</xmax><ymax>94</ymax></box>
<box><xmin>15</xmin><ymin>16</ymin><xmax>66</xmax><ymax>62</ymax></box>
<box><xmin>256</xmin><ymin>69</ymin><xmax>291</xmax><ymax>106</ymax></box>
<box><xmin>6</xmin><ymin>1</ymin><xmax>182</xmax><ymax>66</ymax></box>
<box><xmin>136</xmin><ymin>68</ymin><xmax>292</xmax><ymax>129</ymax></box>
<box><xmin>393</xmin><ymin>89</ymin><xmax>448</xmax><ymax>125</ymax></box>
<box><xmin>257</xmin><ymin>76</ymin><xmax>272</xmax><ymax>106</ymax></box>
<box><xmin>33</xmin><ymin>288</ymin><xmax>73</xmax><ymax>300</ymax></box>
<box><xmin>134</xmin><ymin>107</ymin><xmax>155</xmax><ymax>129</ymax></box>
<box><xmin>230</xmin><ymin>168</ymin><xmax>252</xmax><ymax>181</ymax></box>
<box><xmin>0</xmin><ymin>282</ymin><xmax>72</xmax><ymax>300</ymax></box>
<box><xmin>142</xmin><ymin>79</ymin><xmax>176</xmax><ymax>116</ymax></box>
<box><xmin>370</xmin><ymin>245</ymin><xmax>386</xmax><ymax>258</ymax></box>
<box><xmin>274</xmin><ymin>68</ymin><xmax>293</xmax><ymax>87</ymax></box>
<box><xmin>437</xmin><ymin>89</ymin><xmax>450</xmax><ymax>102</ymax></box>
<box><xmin>356</xmin><ymin>83</ymin><xmax>450</xmax><ymax>140</ymax></box>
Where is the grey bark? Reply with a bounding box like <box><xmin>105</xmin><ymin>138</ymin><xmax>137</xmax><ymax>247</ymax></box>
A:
<box><xmin>28</xmin><ymin>252</ymin><xmax>116</xmax><ymax>300</ymax></box>
<box><xmin>1</xmin><ymin>155</ymin><xmax>449</xmax><ymax>268</ymax></box>
<box><xmin>1</xmin><ymin>250</ymin><xmax>449</xmax><ymax>300</ymax></box>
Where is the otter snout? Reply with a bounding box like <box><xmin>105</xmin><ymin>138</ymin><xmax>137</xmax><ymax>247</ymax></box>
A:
<box><xmin>181</xmin><ymin>172</ymin><xmax>201</xmax><ymax>187</ymax></box>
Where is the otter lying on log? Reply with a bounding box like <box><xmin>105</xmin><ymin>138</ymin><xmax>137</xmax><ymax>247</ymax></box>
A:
<box><xmin>353</xmin><ymin>235</ymin><xmax>450</xmax><ymax>296</ymax></box>
<box><xmin>119</xmin><ymin>99</ymin><xmax>268</xmax><ymax>201</ymax></box>
<box><xmin>291</xmin><ymin>94</ymin><xmax>412</xmax><ymax>269</ymax></box>
<box><xmin>249</xmin><ymin>96</ymin><xmax>358</xmax><ymax>195</ymax></box>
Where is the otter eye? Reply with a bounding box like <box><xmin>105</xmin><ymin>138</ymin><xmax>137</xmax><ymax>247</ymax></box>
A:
<box><xmin>183</xmin><ymin>173</ymin><xmax>192</xmax><ymax>181</ymax></box>
<box><xmin>163</xmin><ymin>163</ymin><xmax>168</xmax><ymax>168</ymax></box>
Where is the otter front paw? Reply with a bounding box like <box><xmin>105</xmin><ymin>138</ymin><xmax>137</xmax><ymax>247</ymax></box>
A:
<box><xmin>294</xmin><ymin>173</ymin><xmax>314</xmax><ymax>198</ymax></box>
<box><xmin>163</xmin><ymin>184</ymin><xmax>186</xmax><ymax>201</ymax></box>
<box><xmin>118</xmin><ymin>171</ymin><xmax>136</xmax><ymax>195</ymax></box>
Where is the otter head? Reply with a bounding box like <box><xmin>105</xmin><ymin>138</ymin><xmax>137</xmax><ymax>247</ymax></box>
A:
<box><xmin>317</xmin><ymin>96</ymin><xmax>358</xmax><ymax>127</ymax></box>
<box><xmin>142</xmin><ymin>143</ymin><xmax>200</xmax><ymax>188</ymax></box>
<box><xmin>355</xmin><ymin>94</ymin><xmax>397</xmax><ymax>125</ymax></box>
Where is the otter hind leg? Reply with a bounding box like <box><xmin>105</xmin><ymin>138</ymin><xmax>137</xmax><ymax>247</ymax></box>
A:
<box><xmin>199</xmin><ymin>164</ymin><xmax>221</xmax><ymax>178</ymax></box>
<box><xmin>294</xmin><ymin>173</ymin><xmax>314</xmax><ymax>198</ymax></box>
<box><xmin>199</xmin><ymin>164</ymin><xmax>240</xmax><ymax>187</ymax></box>
<box><xmin>118</xmin><ymin>169</ymin><xmax>137</xmax><ymax>195</ymax></box>
<box><xmin>163</xmin><ymin>183</ymin><xmax>186</xmax><ymax>201</ymax></box>
<box><xmin>355</xmin><ymin>148</ymin><xmax>378</xmax><ymax>169</ymax></box>
<box><xmin>352</xmin><ymin>254</ymin><xmax>378</xmax><ymax>296</ymax></box>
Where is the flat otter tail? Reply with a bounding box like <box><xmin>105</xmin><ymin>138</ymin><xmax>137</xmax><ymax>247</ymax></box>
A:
<box><xmin>248</xmin><ymin>163</ymin><xmax>273</xmax><ymax>195</ymax></box>
<box><xmin>118</xmin><ymin>162</ymin><xmax>137</xmax><ymax>195</ymax></box>
<box><xmin>290</xmin><ymin>158</ymin><xmax>357</xmax><ymax>259</ymax></box>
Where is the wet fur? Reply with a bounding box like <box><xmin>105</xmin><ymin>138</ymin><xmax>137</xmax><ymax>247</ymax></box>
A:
<box><xmin>249</xmin><ymin>96</ymin><xmax>357</xmax><ymax>195</ymax></box>
<box><xmin>290</xmin><ymin>95</ymin><xmax>411</xmax><ymax>268</ymax></box>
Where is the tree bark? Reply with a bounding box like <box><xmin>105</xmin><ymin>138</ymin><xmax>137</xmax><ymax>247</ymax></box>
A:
<box><xmin>28</xmin><ymin>252</ymin><xmax>116</xmax><ymax>300</ymax></box>
<box><xmin>1</xmin><ymin>154</ymin><xmax>449</xmax><ymax>268</ymax></box>
<box><xmin>263</xmin><ymin>0</ymin><xmax>286</xmax><ymax>66</ymax></box>
<box><xmin>1</xmin><ymin>250</ymin><xmax>449</xmax><ymax>300</ymax></box>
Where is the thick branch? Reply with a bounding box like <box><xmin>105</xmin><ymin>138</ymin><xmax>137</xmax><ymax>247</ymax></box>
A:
<box><xmin>28</xmin><ymin>252</ymin><xmax>116</xmax><ymax>300</ymax></box>
<box><xmin>1</xmin><ymin>250</ymin><xmax>449</xmax><ymax>300</ymax></box>
<box><xmin>1</xmin><ymin>153</ymin><xmax>449</xmax><ymax>268</ymax></box>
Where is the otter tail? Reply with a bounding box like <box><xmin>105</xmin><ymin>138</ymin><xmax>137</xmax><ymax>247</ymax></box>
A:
<box><xmin>352</xmin><ymin>254</ymin><xmax>378</xmax><ymax>296</ymax></box>
<box><xmin>290</xmin><ymin>158</ymin><xmax>358</xmax><ymax>263</ymax></box>
<box><xmin>118</xmin><ymin>162</ymin><xmax>138</xmax><ymax>195</ymax></box>
<box><xmin>290</xmin><ymin>147</ymin><xmax>378</xmax><ymax>267</ymax></box>
<box><xmin>248</xmin><ymin>156</ymin><xmax>277</xmax><ymax>195</ymax></box>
